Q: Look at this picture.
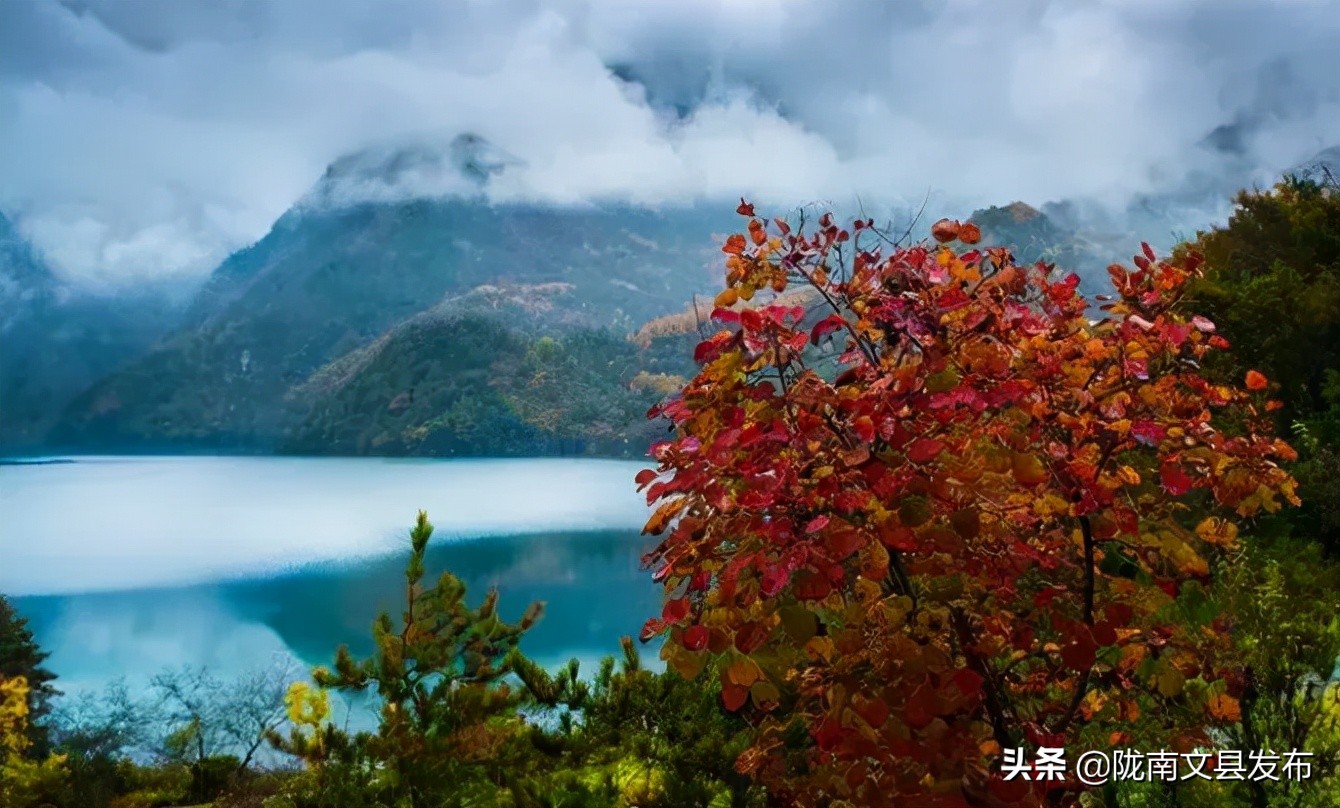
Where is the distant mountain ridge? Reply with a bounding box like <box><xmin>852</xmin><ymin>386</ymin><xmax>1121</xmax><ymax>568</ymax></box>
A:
<box><xmin>45</xmin><ymin>147</ymin><xmax>729</xmax><ymax>455</ymax></box>
<box><xmin>9</xmin><ymin>138</ymin><xmax>1337</xmax><ymax>457</ymax></box>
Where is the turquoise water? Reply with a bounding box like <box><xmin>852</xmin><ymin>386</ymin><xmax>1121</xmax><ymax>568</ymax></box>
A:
<box><xmin>0</xmin><ymin>456</ymin><xmax>663</xmax><ymax>697</ymax></box>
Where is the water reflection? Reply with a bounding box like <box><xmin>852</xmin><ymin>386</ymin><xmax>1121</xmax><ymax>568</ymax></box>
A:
<box><xmin>16</xmin><ymin>529</ymin><xmax>663</xmax><ymax>698</ymax></box>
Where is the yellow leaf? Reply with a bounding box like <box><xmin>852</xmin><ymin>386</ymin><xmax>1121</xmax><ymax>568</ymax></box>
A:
<box><xmin>1011</xmin><ymin>452</ymin><xmax>1049</xmax><ymax>486</ymax></box>
<box><xmin>1155</xmin><ymin>665</ymin><xmax>1185</xmax><ymax>698</ymax></box>
<box><xmin>1194</xmin><ymin>516</ymin><xmax>1239</xmax><ymax>547</ymax></box>
<box><xmin>1032</xmin><ymin>493</ymin><xmax>1071</xmax><ymax>518</ymax></box>
<box><xmin>669</xmin><ymin>647</ymin><xmax>707</xmax><ymax>680</ymax></box>
<box><xmin>725</xmin><ymin>657</ymin><xmax>763</xmax><ymax>687</ymax></box>
<box><xmin>750</xmin><ymin>680</ymin><xmax>781</xmax><ymax>708</ymax></box>
<box><xmin>805</xmin><ymin>636</ymin><xmax>835</xmax><ymax>663</ymax></box>
<box><xmin>714</xmin><ymin>288</ymin><xmax>739</xmax><ymax>307</ymax></box>
<box><xmin>853</xmin><ymin>577</ymin><xmax>880</xmax><ymax>602</ymax></box>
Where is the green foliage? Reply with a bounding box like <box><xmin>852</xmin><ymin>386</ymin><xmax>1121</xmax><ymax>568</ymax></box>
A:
<box><xmin>512</xmin><ymin>637</ymin><xmax>765</xmax><ymax>807</ymax></box>
<box><xmin>1217</xmin><ymin>538</ymin><xmax>1340</xmax><ymax>807</ymax></box>
<box><xmin>0</xmin><ymin>595</ymin><xmax>59</xmax><ymax>758</ymax></box>
<box><xmin>283</xmin><ymin>316</ymin><xmax>681</xmax><ymax>458</ymax></box>
<box><xmin>271</xmin><ymin>511</ymin><xmax>544</xmax><ymax>807</ymax></box>
<box><xmin>1180</xmin><ymin>177</ymin><xmax>1340</xmax><ymax>547</ymax></box>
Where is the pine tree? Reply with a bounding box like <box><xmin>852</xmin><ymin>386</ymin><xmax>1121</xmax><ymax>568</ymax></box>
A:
<box><xmin>271</xmin><ymin>511</ymin><xmax>543</xmax><ymax>807</ymax></box>
<box><xmin>0</xmin><ymin>595</ymin><xmax>58</xmax><ymax>758</ymax></box>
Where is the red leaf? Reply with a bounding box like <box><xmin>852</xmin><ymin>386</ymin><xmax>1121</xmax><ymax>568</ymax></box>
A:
<box><xmin>711</xmin><ymin>307</ymin><xmax>741</xmax><ymax>325</ymax></box>
<box><xmin>1159</xmin><ymin>461</ymin><xmax>1195</xmax><ymax>496</ymax></box>
<box><xmin>1092</xmin><ymin>621</ymin><xmax>1117</xmax><ymax>646</ymax></box>
<box><xmin>1061</xmin><ymin>634</ymin><xmax>1096</xmax><ymax>670</ymax></box>
<box><xmin>662</xmin><ymin>597</ymin><xmax>690</xmax><ymax>624</ymax></box>
<box><xmin>693</xmin><ymin>333</ymin><xmax>732</xmax><ymax>364</ymax></box>
<box><xmin>683</xmin><ymin>624</ymin><xmax>709</xmax><ymax>652</ymax></box>
<box><xmin>1245</xmin><ymin>370</ymin><xmax>1268</xmax><ymax>391</ymax></box>
<box><xmin>1131</xmin><ymin>420</ymin><xmax>1165</xmax><ymax>447</ymax></box>
<box><xmin>810</xmin><ymin>313</ymin><xmax>847</xmax><ymax>346</ymax></box>
<box><xmin>760</xmin><ymin>565</ymin><xmax>790</xmax><ymax>597</ymax></box>
<box><xmin>736</xmin><ymin>199</ymin><xmax>755</xmax><ymax>216</ymax></box>
<box><xmin>951</xmin><ymin>668</ymin><xmax>984</xmax><ymax>698</ymax></box>
<box><xmin>722</xmin><ymin>682</ymin><xmax>748</xmax><ymax>711</ymax></box>
<box><xmin>879</xmin><ymin>525</ymin><xmax>918</xmax><ymax>551</ymax></box>
<box><xmin>735</xmin><ymin>621</ymin><xmax>771</xmax><ymax>654</ymax></box>
<box><xmin>722</xmin><ymin>234</ymin><xmax>747</xmax><ymax>255</ymax></box>
<box><xmin>805</xmin><ymin>515</ymin><xmax>831</xmax><ymax>533</ymax></box>
<box><xmin>793</xmin><ymin>570</ymin><xmax>832</xmax><ymax>601</ymax></box>
<box><xmin>904</xmin><ymin>698</ymin><xmax>935</xmax><ymax>729</ymax></box>
<box><xmin>906</xmin><ymin>437</ymin><xmax>944</xmax><ymax>463</ymax></box>
<box><xmin>853</xmin><ymin>697</ymin><xmax>890</xmax><ymax>729</ymax></box>
<box><xmin>1105</xmin><ymin>603</ymin><xmax>1133</xmax><ymax>625</ymax></box>
<box><xmin>814</xmin><ymin>716</ymin><xmax>843</xmax><ymax>750</ymax></box>
<box><xmin>825</xmin><ymin>528</ymin><xmax>864</xmax><ymax>561</ymax></box>
<box><xmin>749</xmin><ymin>219</ymin><xmax>767</xmax><ymax>246</ymax></box>
<box><xmin>639</xmin><ymin>618</ymin><xmax>665</xmax><ymax>642</ymax></box>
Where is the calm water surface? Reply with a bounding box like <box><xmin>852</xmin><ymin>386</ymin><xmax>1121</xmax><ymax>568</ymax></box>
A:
<box><xmin>0</xmin><ymin>456</ymin><xmax>662</xmax><ymax>697</ymax></box>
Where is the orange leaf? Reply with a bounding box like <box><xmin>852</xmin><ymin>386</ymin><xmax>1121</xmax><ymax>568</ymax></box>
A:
<box><xmin>725</xmin><ymin>657</ymin><xmax>763</xmax><ymax>687</ymax></box>
<box><xmin>722</xmin><ymin>234</ymin><xmax>747</xmax><ymax>255</ymax></box>
<box><xmin>931</xmin><ymin>218</ymin><xmax>960</xmax><ymax>244</ymax></box>
<box><xmin>1245</xmin><ymin>370</ymin><xmax>1268</xmax><ymax>390</ymax></box>
<box><xmin>642</xmin><ymin>499</ymin><xmax>682</xmax><ymax>535</ymax></box>
<box><xmin>1207</xmin><ymin>692</ymin><xmax>1241</xmax><ymax>722</ymax></box>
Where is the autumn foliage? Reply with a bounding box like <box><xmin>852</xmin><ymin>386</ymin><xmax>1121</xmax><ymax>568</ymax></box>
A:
<box><xmin>637</xmin><ymin>204</ymin><xmax>1300</xmax><ymax>806</ymax></box>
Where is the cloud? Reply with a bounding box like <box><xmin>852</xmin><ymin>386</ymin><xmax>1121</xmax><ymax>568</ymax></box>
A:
<box><xmin>0</xmin><ymin>0</ymin><xmax>1337</xmax><ymax>285</ymax></box>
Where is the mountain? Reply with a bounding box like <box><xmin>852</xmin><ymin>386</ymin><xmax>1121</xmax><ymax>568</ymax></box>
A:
<box><xmin>35</xmin><ymin>136</ymin><xmax>1340</xmax><ymax>458</ymax></box>
<box><xmin>1290</xmin><ymin>146</ymin><xmax>1340</xmax><ymax>185</ymax></box>
<box><xmin>49</xmin><ymin>144</ymin><xmax>728</xmax><ymax>455</ymax></box>
<box><xmin>279</xmin><ymin>286</ymin><xmax>696</xmax><ymax>457</ymax></box>
<box><xmin>0</xmin><ymin>214</ymin><xmax>181</xmax><ymax>451</ymax></box>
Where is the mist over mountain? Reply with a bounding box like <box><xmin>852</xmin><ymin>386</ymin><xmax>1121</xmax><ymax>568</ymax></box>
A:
<box><xmin>42</xmin><ymin>146</ymin><xmax>724</xmax><ymax>455</ymax></box>
<box><xmin>0</xmin><ymin>212</ymin><xmax>181</xmax><ymax>449</ymax></box>
<box><xmin>5</xmin><ymin>128</ymin><xmax>1337</xmax><ymax>457</ymax></box>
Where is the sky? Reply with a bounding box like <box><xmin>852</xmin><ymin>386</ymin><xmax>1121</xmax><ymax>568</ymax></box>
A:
<box><xmin>1</xmin><ymin>0</ymin><xmax>1338</xmax><ymax>287</ymax></box>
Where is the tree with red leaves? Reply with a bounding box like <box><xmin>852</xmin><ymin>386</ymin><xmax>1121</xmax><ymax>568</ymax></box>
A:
<box><xmin>637</xmin><ymin>204</ymin><xmax>1299</xmax><ymax>807</ymax></box>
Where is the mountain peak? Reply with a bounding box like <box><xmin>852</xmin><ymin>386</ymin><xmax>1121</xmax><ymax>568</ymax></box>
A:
<box><xmin>968</xmin><ymin>201</ymin><xmax>1045</xmax><ymax>227</ymax></box>
<box><xmin>1291</xmin><ymin>145</ymin><xmax>1340</xmax><ymax>184</ymax></box>
<box><xmin>305</xmin><ymin>134</ymin><xmax>522</xmax><ymax>210</ymax></box>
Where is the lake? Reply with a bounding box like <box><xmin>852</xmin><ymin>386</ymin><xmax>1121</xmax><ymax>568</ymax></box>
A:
<box><xmin>0</xmin><ymin>456</ymin><xmax>663</xmax><ymax>699</ymax></box>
